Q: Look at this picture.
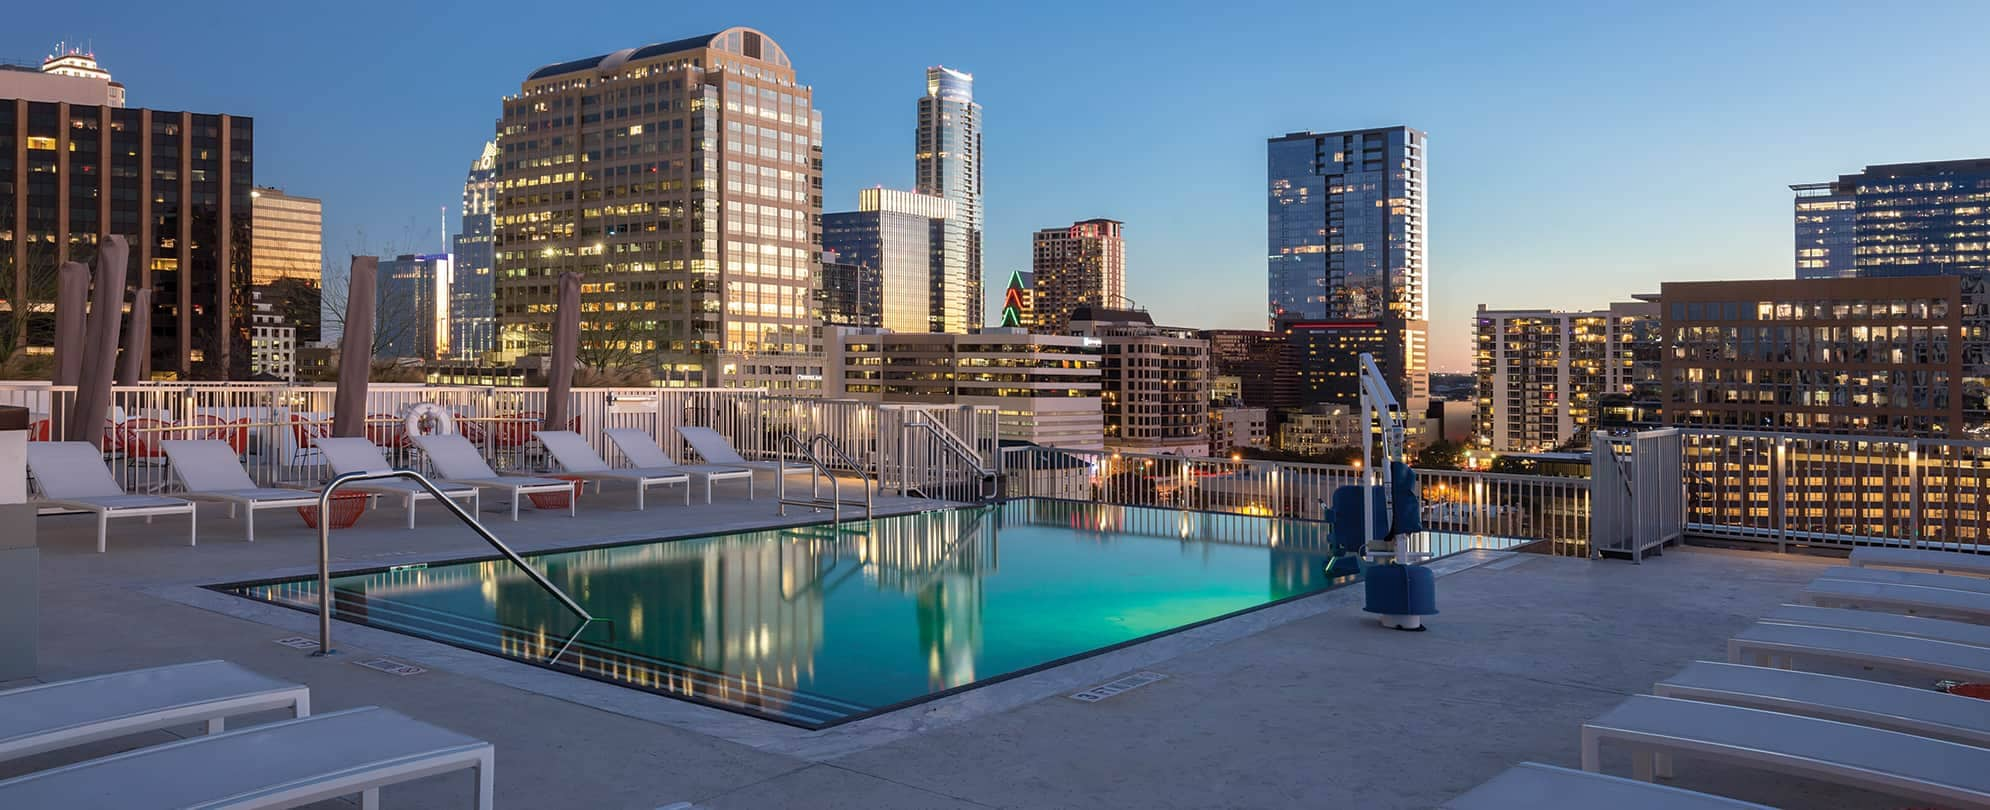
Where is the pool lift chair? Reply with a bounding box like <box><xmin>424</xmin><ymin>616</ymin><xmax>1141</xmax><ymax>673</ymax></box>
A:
<box><xmin>1322</xmin><ymin>353</ymin><xmax>1438</xmax><ymax>631</ymax></box>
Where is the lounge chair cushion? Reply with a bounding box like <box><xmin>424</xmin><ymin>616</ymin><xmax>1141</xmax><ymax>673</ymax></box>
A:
<box><xmin>26</xmin><ymin>442</ymin><xmax>127</xmax><ymax>499</ymax></box>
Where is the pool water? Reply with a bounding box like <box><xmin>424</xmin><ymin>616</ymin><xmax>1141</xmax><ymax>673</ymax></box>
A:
<box><xmin>223</xmin><ymin>499</ymin><xmax>1359</xmax><ymax>727</ymax></box>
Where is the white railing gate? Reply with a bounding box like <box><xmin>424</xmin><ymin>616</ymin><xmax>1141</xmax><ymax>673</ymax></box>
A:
<box><xmin>1591</xmin><ymin>428</ymin><xmax>1685</xmax><ymax>562</ymax></box>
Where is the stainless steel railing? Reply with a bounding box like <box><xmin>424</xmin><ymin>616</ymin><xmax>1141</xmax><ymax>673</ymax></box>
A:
<box><xmin>776</xmin><ymin>432</ymin><xmax>874</xmax><ymax>522</ymax></box>
<box><xmin>312</xmin><ymin>469</ymin><xmax>602</xmax><ymax>661</ymax></box>
<box><xmin>898</xmin><ymin>417</ymin><xmax>997</xmax><ymax>502</ymax></box>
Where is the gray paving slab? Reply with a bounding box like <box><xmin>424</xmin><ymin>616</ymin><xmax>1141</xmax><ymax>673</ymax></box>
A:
<box><xmin>17</xmin><ymin>488</ymin><xmax>1915</xmax><ymax>809</ymax></box>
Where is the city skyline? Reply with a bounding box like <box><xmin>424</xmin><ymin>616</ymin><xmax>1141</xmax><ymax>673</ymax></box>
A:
<box><xmin>8</xmin><ymin>2</ymin><xmax>1990</xmax><ymax>372</ymax></box>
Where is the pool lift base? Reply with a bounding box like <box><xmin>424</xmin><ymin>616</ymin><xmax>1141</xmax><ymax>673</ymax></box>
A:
<box><xmin>1349</xmin><ymin>352</ymin><xmax>1440</xmax><ymax>633</ymax></box>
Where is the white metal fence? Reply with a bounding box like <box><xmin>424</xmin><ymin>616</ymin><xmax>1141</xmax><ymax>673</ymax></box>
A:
<box><xmin>0</xmin><ymin>382</ymin><xmax>997</xmax><ymax>498</ymax></box>
<box><xmin>1000</xmin><ymin>446</ymin><xmax>1594</xmax><ymax>557</ymax></box>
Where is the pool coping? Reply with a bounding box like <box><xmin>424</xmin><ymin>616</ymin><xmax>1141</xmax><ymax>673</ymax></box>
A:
<box><xmin>144</xmin><ymin>502</ymin><xmax>1516</xmax><ymax>759</ymax></box>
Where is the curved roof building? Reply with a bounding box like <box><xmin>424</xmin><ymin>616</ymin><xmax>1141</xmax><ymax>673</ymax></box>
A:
<box><xmin>496</xmin><ymin>28</ymin><xmax>825</xmax><ymax>391</ymax></box>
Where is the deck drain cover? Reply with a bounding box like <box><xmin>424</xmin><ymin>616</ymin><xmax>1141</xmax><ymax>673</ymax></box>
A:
<box><xmin>273</xmin><ymin>636</ymin><xmax>321</xmax><ymax>650</ymax></box>
<box><xmin>1069</xmin><ymin>671</ymin><xmax>1167</xmax><ymax>702</ymax></box>
<box><xmin>355</xmin><ymin>658</ymin><xmax>426</xmax><ymax>676</ymax></box>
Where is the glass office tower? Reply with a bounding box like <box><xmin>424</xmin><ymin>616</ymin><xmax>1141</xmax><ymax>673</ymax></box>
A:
<box><xmin>1792</xmin><ymin>159</ymin><xmax>1990</xmax><ymax>279</ymax></box>
<box><xmin>915</xmin><ymin>66</ymin><xmax>982</xmax><ymax>329</ymax></box>
<box><xmin>450</xmin><ymin>140</ymin><xmax>497</xmax><ymax>360</ymax></box>
<box><xmin>1267</xmin><ymin>126</ymin><xmax>1428</xmax><ymax>412</ymax></box>
<box><xmin>822</xmin><ymin>189</ymin><xmax>957</xmax><ymax>334</ymax></box>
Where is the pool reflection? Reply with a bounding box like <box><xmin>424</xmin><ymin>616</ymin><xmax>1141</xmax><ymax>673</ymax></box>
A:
<box><xmin>233</xmin><ymin>500</ymin><xmax>1350</xmax><ymax>728</ymax></box>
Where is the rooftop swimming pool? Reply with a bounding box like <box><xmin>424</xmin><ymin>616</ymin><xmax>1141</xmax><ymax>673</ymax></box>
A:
<box><xmin>220</xmin><ymin>499</ymin><xmax>1488</xmax><ymax>728</ymax></box>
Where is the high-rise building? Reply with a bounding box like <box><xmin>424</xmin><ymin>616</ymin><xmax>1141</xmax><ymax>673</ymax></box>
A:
<box><xmin>1660</xmin><ymin>275</ymin><xmax>1990</xmax><ymax>437</ymax></box>
<box><xmin>1268</xmin><ymin>127</ymin><xmax>1429</xmax><ymax>413</ymax></box>
<box><xmin>0</xmin><ymin>47</ymin><xmax>125</xmax><ymax>107</ymax></box>
<box><xmin>0</xmin><ymin>97</ymin><xmax>253</xmax><ymax>378</ymax></box>
<box><xmin>1068</xmin><ymin>307</ymin><xmax>1210</xmax><ymax>456</ymax></box>
<box><xmin>1793</xmin><ymin>159</ymin><xmax>1990</xmax><ymax>279</ymax></box>
<box><xmin>1791</xmin><ymin>182</ymin><xmax>1855</xmax><ymax>279</ymax></box>
<box><xmin>377</xmin><ymin>253</ymin><xmax>451</xmax><ymax>360</ymax></box>
<box><xmin>827</xmin><ymin>326</ymin><xmax>1103</xmax><ymax>448</ymax></box>
<box><xmin>1472</xmin><ymin>302</ymin><xmax>1658</xmax><ymax>453</ymax></box>
<box><xmin>1202</xmin><ymin>329</ymin><xmax>1299</xmax><ymax>411</ymax></box>
<box><xmin>915</xmin><ymin>66</ymin><xmax>981</xmax><ymax>329</ymax></box>
<box><xmin>1031</xmin><ymin>219</ymin><xmax>1124</xmax><ymax>334</ymax></box>
<box><xmin>822</xmin><ymin>188</ymin><xmax>965</xmax><ymax>333</ymax></box>
<box><xmin>818</xmin><ymin>249</ymin><xmax>880</xmax><ymax>328</ymax></box>
<box><xmin>999</xmin><ymin>270</ymin><xmax>1033</xmax><ymax>328</ymax></box>
<box><xmin>249</xmin><ymin>288</ymin><xmax>297</xmax><ymax>381</ymax></box>
<box><xmin>249</xmin><ymin>187</ymin><xmax>320</xmax><ymax>285</ymax></box>
<box><xmin>248</xmin><ymin>186</ymin><xmax>323</xmax><ymax>347</ymax></box>
<box><xmin>450</xmin><ymin>141</ymin><xmax>497</xmax><ymax>360</ymax></box>
<box><xmin>495</xmin><ymin>28</ymin><xmax>823</xmax><ymax>390</ymax></box>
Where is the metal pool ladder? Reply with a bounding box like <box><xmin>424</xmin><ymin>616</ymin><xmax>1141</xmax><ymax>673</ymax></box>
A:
<box><xmin>311</xmin><ymin>469</ymin><xmax>605</xmax><ymax>662</ymax></box>
<box><xmin>777</xmin><ymin>433</ymin><xmax>874</xmax><ymax>522</ymax></box>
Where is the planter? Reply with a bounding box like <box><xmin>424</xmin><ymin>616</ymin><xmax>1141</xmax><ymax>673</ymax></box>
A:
<box><xmin>531</xmin><ymin>476</ymin><xmax>586</xmax><ymax>510</ymax></box>
<box><xmin>298</xmin><ymin>491</ymin><xmax>370</xmax><ymax>530</ymax></box>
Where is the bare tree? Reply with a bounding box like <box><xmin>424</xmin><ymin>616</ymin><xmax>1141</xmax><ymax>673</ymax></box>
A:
<box><xmin>0</xmin><ymin>237</ymin><xmax>64</xmax><ymax>379</ymax></box>
<box><xmin>520</xmin><ymin>305</ymin><xmax>674</xmax><ymax>386</ymax></box>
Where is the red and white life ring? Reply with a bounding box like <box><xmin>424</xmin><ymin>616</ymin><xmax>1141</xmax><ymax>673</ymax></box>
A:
<box><xmin>403</xmin><ymin>403</ymin><xmax>456</xmax><ymax>437</ymax></box>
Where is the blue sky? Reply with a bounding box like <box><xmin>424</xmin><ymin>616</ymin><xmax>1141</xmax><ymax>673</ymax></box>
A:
<box><xmin>9</xmin><ymin>1</ymin><xmax>1990</xmax><ymax>371</ymax></box>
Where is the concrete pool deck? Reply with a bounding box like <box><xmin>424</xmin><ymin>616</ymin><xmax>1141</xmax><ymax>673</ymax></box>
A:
<box><xmin>7</xmin><ymin>482</ymin><xmax>1911</xmax><ymax>808</ymax></box>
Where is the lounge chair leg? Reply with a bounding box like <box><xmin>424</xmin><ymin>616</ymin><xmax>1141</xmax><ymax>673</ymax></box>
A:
<box><xmin>360</xmin><ymin>786</ymin><xmax>380</xmax><ymax>810</ymax></box>
<box><xmin>1579</xmin><ymin>728</ymin><xmax>1600</xmax><ymax>772</ymax></box>
<box><xmin>475</xmin><ymin>752</ymin><xmax>495</xmax><ymax>810</ymax></box>
<box><xmin>638</xmin><ymin>483</ymin><xmax>645</xmax><ymax>511</ymax></box>
<box><xmin>228</xmin><ymin>503</ymin><xmax>236</xmax><ymax>519</ymax></box>
<box><xmin>684</xmin><ymin>481</ymin><xmax>691</xmax><ymax>506</ymax></box>
<box><xmin>98</xmin><ymin>512</ymin><xmax>108</xmax><ymax>553</ymax></box>
<box><xmin>512</xmin><ymin>494</ymin><xmax>520</xmax><ymax>521</ymax></box>
<box><xmin>1654</xmin><ymin>751</ymin><xmax>1673</xmax><ymax>779</ymax></box>
<box><xmin>246</xmin><ymin>508</ymin><xmax>255</xmax><ymax>543</ymax></box>
<box><xmin>294</xmin><ymin>693</ymin><xmax>310</xmax><ymax>717</ymax></box>
<box><xmin>1632</xmin><ymin>749</ymin><xmax>1656</xmax><ymax>782</ymax></box>
<box><xmin>207</xmin><ymin>717</ymin><xmax>225</xmax><ymax>735</ymax></box>
<box><xmin>408</xmin><ymin>496</ymin><xmax>417</xmax><ymax>529</ymax></box>
<box><xmin>188</xmin><ymin>508</ymin><xmax>196</xmax><ymax>547</ymax></box>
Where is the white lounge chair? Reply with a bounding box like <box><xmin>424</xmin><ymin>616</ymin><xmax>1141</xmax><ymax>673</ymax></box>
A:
<box><xmin>532</xmin><ymin>430</ymin><xmax>690</xmax><ymax>509</ymax></box>
<box><xmin>1441</xmin><ymin>762</ymin><xmax>1772</xmax><ymax>809</ymax></box>
<box><xmin>315</xmin><ymin>437</ymin><xmax>481</xmax><ymax>528</ymax></box>
<box><xmin>1765</xmin><ymin>603</ymin><xmax>1990</xmax><ymax>648</ymax></box>
<box><xmin>1804</xmin><ymin>576</ymin><xmax>1990</xmax><ymax>622</ymax></box>
<box><xmin>1851</xmin><ymin>546</ymin><xmax>1990</xmax><ymax>577</ymax></box>
<box><xmin>0</xmin><ymin>660</ymin><xmax>309</xmax><ymax>766</ymax></box>
<box><xmin>1729</xmin><ymin>622</ymin><xmax>1990</xmax><ymax>682</ymax></box>
<box><xmin>1581</xmin><ymin>694</ymin><xmax>1990</xmax><ymax>806</ymax></box>
<box><xmin>602</xmin><ymin>427</ymin><xmax>755</xmax><ymax>502</ymax></box>
<box><xmin>26</xmin><ymin>441</ymin><xmax>197</xmax><ymax>553</ymax></box>
<box><xmin>1819</xmin><ymin>564</ymin><xmax>1990</xmax><ymax>595</ymax></box>
<box><xmin>160</xmin><ymin>440</ymin><xmax>321</xmax><ymax>542</ymax></box>
<box><xmin>412</xmin><ymin>433</ymin><xmax>575</xmax><ymax>521</ymax></box>
<box><xmin>675</xmin><ymin>426</ymin><xmax>814</xmax><ymax>482</ymax></box>
<box><xmin>1653</xmin><ymin>660</ymin><xmax>1990</xmax><ymax>747</ymax></box>
<box><xmin>0</xmin><ymin>706</ymin><xmax>493</xmax><ymax>809</ymax></box>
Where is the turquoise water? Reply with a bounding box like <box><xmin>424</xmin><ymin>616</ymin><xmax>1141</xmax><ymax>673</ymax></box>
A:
<box><xmin>227</xmin><ymin>499</ymin><xmax>1353</xmax><ymax>727</ymax></box>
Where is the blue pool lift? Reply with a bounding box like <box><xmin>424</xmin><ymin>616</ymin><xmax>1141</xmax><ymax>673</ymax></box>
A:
<box><xmin>1322</xmin><ymin>353</ymin><xmax>1438</xmax><ymax>631</ymax></box>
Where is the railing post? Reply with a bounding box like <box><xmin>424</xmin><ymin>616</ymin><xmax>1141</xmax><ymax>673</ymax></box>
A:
<box><xmin>1910</xmin><ymin>440</ymin><xmax>1922</xmax><ymax>548</ymax></box>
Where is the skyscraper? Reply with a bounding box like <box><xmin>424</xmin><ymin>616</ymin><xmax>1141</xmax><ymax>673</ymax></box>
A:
<box><xmin>1792</xmin><ymin>159</ymin><xmax>1990</xmax><ymax>278</ymax></box>
<box><xmin>0</xmin><ymin>97</ymin><xmax>253</xmax><ymax>379</ymax></box>
<box><xmin>1790</xmin><ymin>182</ymin><xmax>1855</xmax><ymax>279</ymax></box>
<box><xmin>817</xmin><ymin>249</ymin><xmax>881</xmax><ymax>328</ymax></box>
<box><xmin>1031</xmin><ymin>219</ymin><xmax>1124</xmax><ymax>334</ymax></box>
<box><xmin>1267</xmin><ymin>126</ymin><xmax>1428</xmax><ymax>412</ymax></box>
<box><xmin>1472</xmin><ymin>302</ymin><xmax>1658</xmax><ymax>452</ymax></box>
<box><xmin>377</xmin><ymin>253</ymin><xmax>451</xmax><ymax>360</ymax></box>
<box><xmin>450</xmin><ymin>140</ymin><xmax>497</xmax><ymax>360</ymax></box>
<box><xmin>495</xmin><ymin>28</ymin><xmax>823</xmax><ymax>390</ymax></box>
<box><xmin>822</xmin><ymin>188</ymin><xmax>966</xmax><ymax>333</ymax></box>
<box><xmin>915</xmin><ymin>66</ymin><xmax>982</xmax><ymax>328</ymax></box>
<box><xmin>249</xmin><ymin>186</ymin><xmax>323</xmax><ymax>347</ymax></box>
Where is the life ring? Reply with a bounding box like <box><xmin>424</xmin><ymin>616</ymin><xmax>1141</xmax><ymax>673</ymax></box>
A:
<box><xmin>403</xmin><ymin>403</ymin><xmax>456</xmax><ymax>437</ymax></box>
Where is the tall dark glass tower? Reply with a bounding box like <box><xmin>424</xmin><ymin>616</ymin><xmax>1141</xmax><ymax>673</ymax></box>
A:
<box><xmin>450</xmin><ymin>140</ymin><xmax>496</xmax><ymax>360</ymax></box>
<box><xmin>1267</xmin><ymin>126</ymin><xmax>1427</xmax><ymax>413</ymax></box>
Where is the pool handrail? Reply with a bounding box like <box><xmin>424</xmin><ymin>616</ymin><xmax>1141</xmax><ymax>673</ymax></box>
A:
<box><xmin>776</xmin><ymin>432</ymin><xmax>873</xmax><ymax>521</ymax></box>
<box><xmin>312</xmin><ymin>469</ymin><xmax>601</xmax><ymax>660</ymax></box>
